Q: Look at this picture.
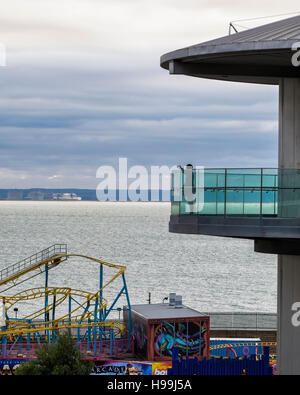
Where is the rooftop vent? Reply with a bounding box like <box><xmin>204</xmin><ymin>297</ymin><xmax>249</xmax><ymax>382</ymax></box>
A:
<box><xmin>169</xmin><ymin>293</ymin><xmax>176</xmax><ymax>306</ymax></box>
<box><xmin>174</xmin><ymin>295</ymin><xmax>183</xmax><ymax>308</ymax></box>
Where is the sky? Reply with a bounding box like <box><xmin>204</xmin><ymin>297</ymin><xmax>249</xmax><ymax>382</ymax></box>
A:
<box><xmin>0</xmin><ymin>0</ymin><xmax>299</xmax><ymax>188</ymax></box>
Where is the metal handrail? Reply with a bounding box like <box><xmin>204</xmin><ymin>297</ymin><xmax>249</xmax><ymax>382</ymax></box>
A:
<box><xmin>0</xmin><ymin>244</ymin><xmax>67</xmax><ymax>281</ymax></box>
<box><xmin>170</xmin><ymin>167</ymin><xmax>300</xmax><ymax>217</ymax></box>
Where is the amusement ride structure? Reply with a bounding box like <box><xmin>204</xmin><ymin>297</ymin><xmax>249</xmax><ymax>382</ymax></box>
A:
<box><xmin>0</xmin><ymin>244</ymin><xmax>277</xmax><ymax>372</ymax></box>
<box><xmin>0</xmin><ymin>244</ymin><xmax>132</xmax><ymax>359</ymax></box>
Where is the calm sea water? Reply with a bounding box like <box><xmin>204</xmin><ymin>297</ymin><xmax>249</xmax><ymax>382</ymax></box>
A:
<box><xmin>0</xmin><ymin>201</ymin><xmax>277</xmax><ymax>316</ymax></box>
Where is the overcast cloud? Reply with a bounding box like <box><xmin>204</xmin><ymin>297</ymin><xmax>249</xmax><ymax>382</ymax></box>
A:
<box><xmin>0</xmin><ymin>0</ymin><xmax>299</xmax><ymax>187</ymax></box>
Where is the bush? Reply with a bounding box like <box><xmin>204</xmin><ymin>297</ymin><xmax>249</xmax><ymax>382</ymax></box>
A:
<box><xmin>15</xmin><ymin>331</ymin><xmax>94</xmax><ymax>375</ymax></box>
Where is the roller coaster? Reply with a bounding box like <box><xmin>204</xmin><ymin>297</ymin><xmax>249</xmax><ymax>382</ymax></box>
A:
<box><xmin>0</xmin><ymin>244</ymin><xmax>132</xmax><ymax>359</ymax></box>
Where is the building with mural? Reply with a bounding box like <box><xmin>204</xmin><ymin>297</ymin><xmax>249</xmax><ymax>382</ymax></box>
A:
<box><xmin>124</xmin><ymin>296</ymin><xmax>210</xmax><ymax>362</ymax></box>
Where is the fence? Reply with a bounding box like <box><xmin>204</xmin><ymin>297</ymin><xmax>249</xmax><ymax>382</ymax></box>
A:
<box><xmin>0</xmin><ymin>338</ymin><xmax>134</xmax><ymax>360</ymax></box>
<box><xmin>202</xmin><ymin>312</ymin><xmax>277</xmax><ymax>331</ymax></box>
<box><xmin>210</xmin><ymin>338</ymin><xmax>262</xmax><ymax>358</ymax></box>
<box><xmin>168</xmin><ymin>346</ymin><xmax>273</xmax><ymax>375</ymax></box>
<box><xmin>78</xmin><ymin>338</ymin><xmax>134</xmax><ymax>359</ymax></box>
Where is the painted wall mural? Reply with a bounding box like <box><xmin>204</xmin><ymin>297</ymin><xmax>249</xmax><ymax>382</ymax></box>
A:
<box><xmin>132</xmin><ymin>314</ymin><xmax>148</xmax><ymax>358</ymax></box>
<box><xmin>153</xmin><ymin>320</ymin><xmax>208</xmax><ymax>358</ymax></box>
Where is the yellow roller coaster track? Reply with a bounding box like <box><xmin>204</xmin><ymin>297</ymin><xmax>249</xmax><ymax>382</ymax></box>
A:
<box><xmin>0</xmin><ymin>252</ymin><xmax>126</xmax><ymax>288</ymax></box>
<box><xmin>1</xmin><ymin>319</ymin><xmax>126</xmax><ymax>337</ymax></box>
<box><xmin>0</xmin><ymin>251</ymin><xmax>128</xmax><ymax>338</ymax></box>
<box><xmin>3</xmin><ymin>287</ymin><xmax>108</xmax><ymax>324</ymax></box>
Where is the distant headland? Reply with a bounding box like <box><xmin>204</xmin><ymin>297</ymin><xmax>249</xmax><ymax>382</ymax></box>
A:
<box><xmin>0</xmin><ymin>189</ymin><xmax>171</xmax><ymax>202</ymax></box>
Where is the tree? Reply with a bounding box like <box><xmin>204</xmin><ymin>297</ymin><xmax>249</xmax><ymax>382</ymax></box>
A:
<box><xmin>15</xmin><ymin>331</ymin><xmax>94</xmax><ymax>375</ymax></box>
<box><xmin>13</xmin><ymin>360</ymin><xmax>40</xmax><ymax>375</ymax></box>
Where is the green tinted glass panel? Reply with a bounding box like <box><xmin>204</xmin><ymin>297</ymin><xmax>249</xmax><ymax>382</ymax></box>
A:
<box><xmin>244</xmin><ymin>189</ymin><xmax>261</xmax><ymax>215</ymax></box>
<box><xmin>226</xmin><ymin>174</ymin><xmax>244</xmax><ymax>188</ymax></box>
<box><xmin>262</xmin><ymin>175</ymin><xmax>277</xmax><ymax>188</ymax></box>
<box><xmin>171</xmin><ymin>202</ymin><xmax>180</xmax><ymax>215</ymax></box>
<box><xmin>244</xmin><ymin>175</ymin><xmax>261</xmax><ymax>187</ymax></box>
<box><xmin>261</xmin><ymin>190</ymin><xmax>276</xmax><ymax>215</ymax></box>
<box><xmin>170</xmin><ymin>168</ymin><xmax>300</xmax><ymax>218</ymax></box>
<box><xmin>225</xmin><ymin>190</ymin><xmax>244</xmax><ymax>215</ymax></box>
<box><xmin>204</xmin><ymin>173</ymin><xmax>218</xmax><ymax>188</ymax></box>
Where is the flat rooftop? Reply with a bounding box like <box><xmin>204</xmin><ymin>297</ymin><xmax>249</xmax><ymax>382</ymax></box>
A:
<box><xmin>131</xmin><ymin>303</ymin><xmax>205</xmax><ymax>320</ymax></box>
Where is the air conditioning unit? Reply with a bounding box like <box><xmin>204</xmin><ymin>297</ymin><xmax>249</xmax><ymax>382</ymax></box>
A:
<box><xmin>169</xmin><ymin>293</ymin><xmax>176</xmax><ymax>306</ymax></box>
<box><xmin>175</xmin><ymin>295</ymin><xmax>183</xmax><ymax>308</ymax></box>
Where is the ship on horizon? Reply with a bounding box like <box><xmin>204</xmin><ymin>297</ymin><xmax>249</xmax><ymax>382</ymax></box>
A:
<box><xmin>52</xmin><ymin>193</ymin><xmax>82</xmax><ymax>201</ymax></box>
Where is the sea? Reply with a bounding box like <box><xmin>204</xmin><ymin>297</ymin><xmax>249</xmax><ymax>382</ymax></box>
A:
<box><xmin>0</xmin><ymin>201</ymin><xmax>277</xmax><ymax>318</ymax></box>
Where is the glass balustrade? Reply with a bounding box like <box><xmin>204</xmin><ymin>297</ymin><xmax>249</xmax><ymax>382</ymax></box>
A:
<box><xmin>171</xmin><ymin>168</ymin><xmax>300</xmax><ymax>218</ymax></box>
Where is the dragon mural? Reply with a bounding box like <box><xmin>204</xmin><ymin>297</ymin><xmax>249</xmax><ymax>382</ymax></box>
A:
<box><xmin>154</xmin><ymin>320</ymin><xmax>207</xmax><ymax>357</ymax></box>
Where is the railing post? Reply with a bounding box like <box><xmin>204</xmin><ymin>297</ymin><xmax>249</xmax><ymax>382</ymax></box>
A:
<box><xmin>260</xmin><ymin>168</ymin><xmax>263</xmax><ymax>216</ymax></box>
<box><xmin>224</xmin><ymin>169</ymin><xmax>227</xmax><ymax>217</ymax></box>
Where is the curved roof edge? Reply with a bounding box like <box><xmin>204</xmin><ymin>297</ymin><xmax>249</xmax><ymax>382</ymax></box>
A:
<box><xmin>160</xmin><ymin>40</ymin><xmax>297</xmax><ymax>67</ymax></box>
<box><xmin>160</xmin><ymin>15</ymin><xmax>300</xmax><ymax>84</ymax></box>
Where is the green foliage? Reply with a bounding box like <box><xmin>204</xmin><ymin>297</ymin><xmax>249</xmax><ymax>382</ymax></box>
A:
<box><xmin>13</xmin><ymin>360</ymin><xmax>41</xmax><ymax>375</ymax></box>
<box><xmin>15</xmin><ymin>331</ymin><xmax>94</xmax><ymax>375</ymax></box>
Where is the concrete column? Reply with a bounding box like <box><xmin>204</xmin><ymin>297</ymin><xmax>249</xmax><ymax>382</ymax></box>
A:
<box><xmin>279</xmin><ymin>78</ymin><xmax>300</xmax><ymax>169</ymax></box>
<box><xmin>277</xmin><ymin>78</ymin><xmax>300</xmax><ymax>375</ymax></box>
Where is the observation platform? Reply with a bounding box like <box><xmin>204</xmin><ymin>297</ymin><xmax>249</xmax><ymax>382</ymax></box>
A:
<box><xmin>161</xmin><ymin>13</ymin><xmax>300</xmax><ymax>375</ymax></box>
<box><xmin>170</xmin><ymin>168</ymin><xmax>300</xmax><ymax>254</ymax></box>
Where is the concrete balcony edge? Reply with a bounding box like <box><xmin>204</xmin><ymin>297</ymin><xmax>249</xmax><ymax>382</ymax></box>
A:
<box><xmin>169</xmin><ymin>215</ymin><xmax>300</xmax><ymax>255</ymax></box>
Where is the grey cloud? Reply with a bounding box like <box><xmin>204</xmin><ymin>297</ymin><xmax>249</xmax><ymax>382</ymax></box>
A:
<box><xmin>0</xmin><ymin>1</ymin><xmax>286</xmax><ymax>188</ymax></box>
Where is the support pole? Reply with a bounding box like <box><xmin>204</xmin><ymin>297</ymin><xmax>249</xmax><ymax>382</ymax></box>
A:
<box><xmin>44</xmin><ymin>264</ymin><xmax>50</xmax><ymax>343</ymax></box>
<box><xmin>99</xmin><ymin>263</ymin><xmax>103</xmax><ymax>322</ymax></box>
<box><xmin>277</xmin><ymin>78</ymin><xmax>300</xmax><ymax>375</ymax></box>
<box><xmin>122</xmin><ymin>273</ymin><xmax>132</xmax><ymax>339</ymax></box>
<box><xmin>52</xmin><ymin>291</ymin><xmax>56</xmax><ymax>342</ymax></box>
<box><xmin>68</xmin><ymin>294</ymin><xmax>72</xmax><ymax>336</ymax></box>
